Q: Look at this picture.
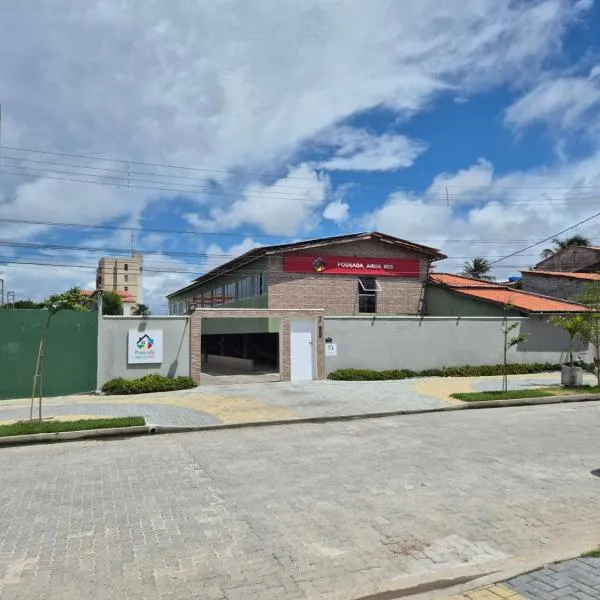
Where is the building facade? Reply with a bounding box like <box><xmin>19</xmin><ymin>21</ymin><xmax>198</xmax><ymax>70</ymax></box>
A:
<box><xmin>96</xmin><ymin>254</ymin><xmax>143</xmax><ymax>315</ymax></box>
<box><xmin>168</xmin><ymin>232</ymin><xmax>446</xmax><ymax>322</ymax></box>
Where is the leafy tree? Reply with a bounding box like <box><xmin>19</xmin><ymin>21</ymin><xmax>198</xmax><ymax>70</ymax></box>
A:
<box><xmin>462</xmin><ymin>257</ymin><xmax>494</xmax><ymax>280</ymax></box>
<box><xmin>549</xmin><ymin>314</ymin><xmax>587</xmax><ymax>369</ymax></box>
<box><xmin>12</xmin><ymin>300</ymin><xmax>44</xmax><ymax>309</ymax></box>
<box><xmin>501</xmin><ymin>304</ymin><xmax>528</xmax><ymax>392</ymax></box>
<box><xmin>29</xmin><ymin>288</ymin><xmax>94</xmax><ymax>422</ymax></box>
<box><xmin>102</xmin><ymin>292</ymin><xmax>124</xmax><ymax>316</ymax></box>
<box><xmin>132</xmin><ymin>303</ymin><xmax>150</xmax><ymax>316</ymax></box>
<box><xmin>541</xmin><ymin>235</ymin><xmax>590</xmax><ymax>259</ymax></box>
<box><xmin>579</xmin><ymin>281</ymin><xmax>600</xmax><ymax>385</ymax></box>
<box><xmin>44</xmin><ymin>287</ymin><xmax>95</xmax><ymax>312</ymax></box>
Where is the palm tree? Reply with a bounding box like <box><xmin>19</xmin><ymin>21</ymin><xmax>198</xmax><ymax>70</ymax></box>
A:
<box><xmin>462</xmin><ymin>257</ymin><xmax>494</xmax><ymax>280</ymax></box>
<box><xmin>541</xmin><ymin>235</ymin><xmax>590</xmax><ymax>259</ymax></box>
<box><xmin>133</xmin><ymin>303</ymin><xmax>150</xmax><ymax>316</ymax></box>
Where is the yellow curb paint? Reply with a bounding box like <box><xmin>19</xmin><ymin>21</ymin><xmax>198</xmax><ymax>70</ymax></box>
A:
<box><xmin>449</xmin><ymin>584</ymin><xmax>528</xmax><ymax>600</ymax></box>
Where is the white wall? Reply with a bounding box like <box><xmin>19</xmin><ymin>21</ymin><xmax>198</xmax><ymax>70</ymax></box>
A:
<box><xmin>324</xmin><ymin>316</ymin><xmax>591</xmax><ymax>373</ymax></box>
<box><xmin>97</xmin><ymin>316</ymin><xmax>190</xmax><ymax>387</ymax></box>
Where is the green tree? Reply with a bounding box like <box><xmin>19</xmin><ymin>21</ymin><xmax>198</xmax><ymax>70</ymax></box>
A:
<box><xmin>30</xmin><ymin>288</ymin><xmax>94</xmax><ymax>422</ymax></box>
<box><xmin>549</xmin><ymin>314</ymin><xmax>587</xmax><ymax>369</ymax></box>
<box><xmin>462</xmin><ymin>257</ymin><xmax>494</xmax><ymax>280</ymax></box>
<box><xmin>44</xmin><ymin>287</ymin><xmax>95</xmax><ymax>312</ymax></box>
<box><xmin>501</xmin><ymin>304</ymin><xmax>528</xmax><ymax>392</ymax></box>
<box><xmin>12</xmin><ymin>300</ymin><xmax>44</xmax><ymax>309</ymax></box>
<box><xmin>102</xmin><ymin>292</ymin><xmax>124</xmax><ymax>315</ymax></box>
<box><xmin>541</xmin><ymin>235</ymin><xmax>590</xmax><ymax>259</ymax></box>
<box><xmin>579</xmin><ymin>281</ymin><xmax>600</xmax><ymax>385</ymax></box>
<box><xmin>132</xmin><ymin>303</ymin><xmax>150</xmax><ymax>316</ymax></box>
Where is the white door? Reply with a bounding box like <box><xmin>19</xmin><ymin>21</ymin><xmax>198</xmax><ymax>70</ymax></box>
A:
<box><xmin>290</xmin><ymin>319</ymin><xmax>314</xmax><ymax>381</ymax></box>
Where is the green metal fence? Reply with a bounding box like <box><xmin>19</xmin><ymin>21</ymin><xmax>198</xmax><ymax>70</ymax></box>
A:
<box><xmin>0</xmin><ymin>310</ymin><xmax>98</xmax><ymax>400</ymax></box>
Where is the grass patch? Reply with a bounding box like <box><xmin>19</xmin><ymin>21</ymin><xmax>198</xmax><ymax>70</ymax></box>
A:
<box><xmin>451</xmin><ymin>390</ymin><xmax>552</xmax><ymax>402</ymax></box>
<box><xmin>581</xmin><ymin>547</ymin><xmax>600</xmax><ymax>558</ymax></box>
<box><xmin>0</xmin><ymin>417</ymin><xmax>145</xmax><ymax>438</ymax></box>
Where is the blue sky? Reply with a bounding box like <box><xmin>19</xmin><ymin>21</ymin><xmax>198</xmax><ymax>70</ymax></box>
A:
<box><xmin>1</xmin><ymin>0</ymin><xmax>600</xmax><ymax>312</ymax></box>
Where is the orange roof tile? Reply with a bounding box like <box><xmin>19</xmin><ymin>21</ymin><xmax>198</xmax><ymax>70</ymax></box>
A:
<box><xmin>522</xmin><ymin>270</ymin><xmax>600</xmax><ymax>281</ymax></box>
<box><xmin>451</xmin><ymin>287</ymin><xmax>589</xmax><ymax>313</ymax></box>
<box><xmin>82</xmin><ymin>289</ymin><xmax>136</xmax><ymax>302</ymax></box>
<box><xmin>431</xmin><ymin>272</ymin><xmax>590</xmax><ymax>313</ymax></box>
<box><xmin>429</xmin><ymin>273</ymin><xmax>500</xmax><ymax>288</ymax></box>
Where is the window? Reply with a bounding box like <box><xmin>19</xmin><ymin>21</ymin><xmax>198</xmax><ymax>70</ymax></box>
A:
<box><xmin>124</xmin><ymin>286</ymin><xmax>129</xmax><ymax>291</ymax></box>
<box><xmin>124</xmin><ymin>275</ymin><xmax>128</xmax><ymax>282</ymax></box>
<box><xmin>124</xmin><ymin>263</ymin><xmax>129</xmax><ymax>271</ymax></box>
<box><xmin>358</xmin><ymin>277</ymin><xmax>379</xmax><ymax>313</ymax></box>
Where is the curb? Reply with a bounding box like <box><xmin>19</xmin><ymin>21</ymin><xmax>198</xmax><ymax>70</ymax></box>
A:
<box><xmin>2</xmin><ymin>395</ymin><xmax>599</xmax><ymax>446</ymax></box>
<box><xmin>150</xmin><ymin>393</ymin><xmax>600</xmax><ymax>435</ymax></box>
<box><xmin>0</xmin><ymin>425</ymin><xmax>155</xmax><ymax>448</ymax></box>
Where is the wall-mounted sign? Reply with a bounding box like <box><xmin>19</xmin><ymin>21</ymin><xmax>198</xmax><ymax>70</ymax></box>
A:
<box><xmin>283</xmin><ymin>255</ymin><xmax>420</xmax><ymax>277</ymax></box>
<box><xmin>325</xmin><ymin>343</ymin><xmax>338</xmax><ymax>357</ymax></box>
<box><xmin>128</xmin><ymin>330</ymin><xmax>163</xmax><ymax>364</ymax></box>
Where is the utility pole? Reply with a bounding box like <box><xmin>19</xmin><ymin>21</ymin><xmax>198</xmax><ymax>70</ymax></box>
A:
<box><xmin>6</xmin><ymin>291</ymin><xmax>15</xmax><ymax>308</ymax></box>
<box><xmin>0</xmin><ymin>277</ymin><xmax>4</xmax><ymax>306</ymax></box>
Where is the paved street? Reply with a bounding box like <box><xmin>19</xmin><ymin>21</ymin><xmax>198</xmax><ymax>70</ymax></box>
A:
<box><xmin>0</xmin><ymin>372</ymin><xmax>591</xmax><ymax>428</ymax></box>
<box><xmin>1</xmin><ymin>403</ymin><xmax>600</xmax><ymax>599</ymax></box>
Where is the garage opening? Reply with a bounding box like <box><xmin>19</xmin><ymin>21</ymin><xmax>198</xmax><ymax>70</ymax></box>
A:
<box><xmin>200</xmin><ymin>315</ymin><xmax>281</xmax><ymax>383</ymax></box>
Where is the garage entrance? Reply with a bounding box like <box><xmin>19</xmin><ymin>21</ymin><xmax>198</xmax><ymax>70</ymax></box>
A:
<box><xmin>190</xmin><ymin>308</ymin><xmax>325</xmax><ymax>385</ymax></box>
<box><xmin>200</xmin><ymin>331</ymin><xmax>280</xmax><ymax>383</ymax></box>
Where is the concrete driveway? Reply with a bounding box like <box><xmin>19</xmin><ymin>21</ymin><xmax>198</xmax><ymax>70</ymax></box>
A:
<box><xmin>0</xmin><ymin>371</ymin><xmax>593</xmax><ymax>427</ymax></box>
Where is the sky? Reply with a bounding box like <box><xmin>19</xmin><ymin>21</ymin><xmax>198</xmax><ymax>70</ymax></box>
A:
<box><xmin>2</xmin><ymin>0</ymin><xmax>600</xmax><ymax>313</ymax></box>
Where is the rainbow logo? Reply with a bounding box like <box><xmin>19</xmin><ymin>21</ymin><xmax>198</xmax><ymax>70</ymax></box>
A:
<box><xmin>136</xmin><ymin>334</ymin><xmax>154</xmax><ymax>350</ymax></box>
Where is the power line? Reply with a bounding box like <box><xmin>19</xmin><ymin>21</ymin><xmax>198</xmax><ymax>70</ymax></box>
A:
<box><xmin>3</xmin><ymin>215</ymin><xmax>600</xmax><ymax>245</ymax></box>
<box><xmin>4</xmin><ymin>163</ymin><xmax>600</xmax><ymax>207</ymax></box>
<box><xmin>489</xmin><ymin>208</ymin><xmax>600</xmax><ymax>266</ymax></box>
<box><xmin>5</xmin><ymin>144</ymin><xmax>600</xmax><ymax>192</ymax></box>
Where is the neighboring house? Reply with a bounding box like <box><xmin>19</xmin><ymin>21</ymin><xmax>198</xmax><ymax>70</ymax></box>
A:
<box><xmin>428</xmin><ymin>273</ymin><xmax>590</xmax><ymax>316</ymax></box>
<box><xmin>521</xmin><ymin>271</ymin><xmax>600</xmax><ymax>303</ymax></box>
<box><xmin>168</xmin><ymin>231</ymin><xmax>446</xmax><ymax>320</ymax></box>
<box><xmin>532</xmin><ymin>245</ymin><xmax>600</xmax><ymax>273</ymax></box>
<box><xmin>96</xmin><ymin>254</ymin><xmax>144</xmax><ymax>306</ymax></box>
<box><xmin>81</xmin><ymin>289</ymin><xmax>137</xmax><ymax>315</ymax></box>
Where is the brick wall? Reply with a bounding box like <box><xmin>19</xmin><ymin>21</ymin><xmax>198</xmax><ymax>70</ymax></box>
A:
<box><xmin>535</xmin><ymin>246</ymin><xmax>600</xmax><ymax>272</ymax></box>
<box><xmin>267</xmin><ymin>240</ymin><xmax>431</xmax><ymax>315</ymax></box>
<box><xmin>190</xmin><ymin>309</ymin><xmax>325</xmax><ymax>383</ymax></box>
<box><xmin>522</xmin><ymin>273</ymin><xmax>588</xmax><ymax>302</ymax></box>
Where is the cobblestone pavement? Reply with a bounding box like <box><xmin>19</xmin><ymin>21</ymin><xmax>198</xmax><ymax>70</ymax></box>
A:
<box><xmin>2</xmin><ymin>403</ymin><xmax>600</xmax><ymax>599</ymax></box>
<box><xmin>452</xmin><ymin>557</ymin><xmax>600</xmax><ymax>599</ymax></box>
<box><xmin>0</xmin><ymin>378</ymin><xmax>452</xmax><ymax>427</ymax></box>
<box><xmin>505</xmin><ymin>557</ymin><xmax>600</xmax><ymax>599</ymax></box>
<box><xmin>0</xmin><ymin>373</ymin><xmax>581</xmax><ymax>428</ymax></box>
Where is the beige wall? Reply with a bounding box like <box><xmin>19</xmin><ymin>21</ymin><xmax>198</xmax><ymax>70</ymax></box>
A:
<box><xmin>97</xmin><ymin>254</ymin><xmax>143</xmax><ymax>303</ymax></box>
<box><xmin>324</xmin><ymin>316</ymin><xmax>592</xmax><ymax>373</ymax></box>
<box><xmin>267</xmin><ymin>240</ymin><xmax>430</xmax><ymax>315</ymax></box>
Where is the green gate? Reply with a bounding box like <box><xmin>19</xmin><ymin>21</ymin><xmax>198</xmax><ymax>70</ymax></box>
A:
<box><xmin>0</xmin><ymin>310</ymin><xmax>98</xmax><ymax>400</ymax></box>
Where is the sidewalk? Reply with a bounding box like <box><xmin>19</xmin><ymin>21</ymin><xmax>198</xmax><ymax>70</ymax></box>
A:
<box><xmin>450</xmin><ymin>556</ymin><xmax>600</xmax><ymax>599</ymax></box>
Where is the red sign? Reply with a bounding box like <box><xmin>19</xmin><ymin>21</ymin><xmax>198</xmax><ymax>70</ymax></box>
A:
<box><xmin>283</xmin><ymin>254</ymin><xmax>420</xmax><ymax>277</ymax></box>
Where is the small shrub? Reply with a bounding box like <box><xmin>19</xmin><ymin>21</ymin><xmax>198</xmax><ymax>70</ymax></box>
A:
<box><xmin>101</xmin><ymin>374</ymin><xmax>196</xmax><ymax>395</ymax></box>
<box><xmin>327</xmin><ymin>362</ymin><xmax>593</xmax><ymax>381</ymax></box>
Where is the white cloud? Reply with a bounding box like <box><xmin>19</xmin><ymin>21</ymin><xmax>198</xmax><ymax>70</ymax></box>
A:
<box><xmin>185</xmin><ymin>164</ymin><xmax>330</xmax><ymax>236</ymax></box>
<box><xmin>318</xmin><ymin>127</ymin><xmax>427</xmax><ymax>171</ymax></box>
<box><xmin>364</xmin><ymin>152</ymin><xmax>600</xmax><ymax>277</ymax></box>
<box><xmin>323</xmin><ymin>200</ymin><xmax>351</xmax><ymax>224</ymax></box>
<box><xmin>505</xmin><ymin>67</ymin><xmax>600</xmax><ymax>130</ymax></box>
<box><xmin>0</xmin><ymin>0</ymin><xmax>592</xmax><ymax>301</ymax></box>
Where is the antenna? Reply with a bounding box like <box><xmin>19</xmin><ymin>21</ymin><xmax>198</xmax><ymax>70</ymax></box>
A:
<box><xmin>445</xmin><ymin>186</ymin><xmax>450</xmax><ymax>207</ymax></box>
<box><xmin>130</xmin><ymin>231</ymin><xmax>135</xmax><ymax>257</ymax></box>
